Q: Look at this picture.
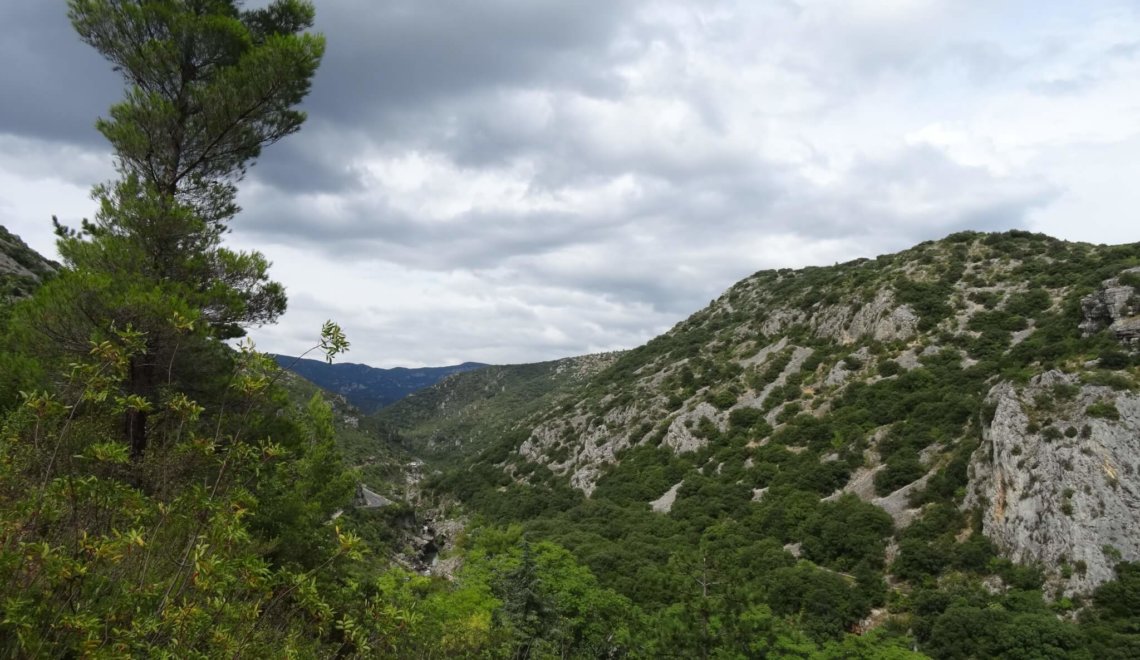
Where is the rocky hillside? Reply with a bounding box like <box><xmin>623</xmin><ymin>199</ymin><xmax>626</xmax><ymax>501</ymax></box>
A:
<box><xmin>0</xmin><ymin>225</ymin><xmax>56</xmax><ymax>299</ymax></box>
<box><xmin>376</xmin><ymin>231</ymin><xmax>1140</xmax><ymax>600</ymax></box>
<box><xmin>273</xmin><ymin>354</ymin><xmax>487</xmax><ymax>412</ymax></box>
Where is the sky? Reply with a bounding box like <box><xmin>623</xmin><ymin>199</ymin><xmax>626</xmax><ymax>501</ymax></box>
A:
<box><xmin>2</xmin><ymin>0</ymin><xmax>1140</xmax><ymax>368</ymax></box>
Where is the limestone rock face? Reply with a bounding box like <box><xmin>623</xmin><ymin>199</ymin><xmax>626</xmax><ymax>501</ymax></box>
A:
<box><xmin>520</xmin><ymin>402</ymin><xmax>638</xmax><ymax>496</ymax></box>
<box><xmin>650</xmin><ymin>481</ymin><xmax>684</xmax><ymax>513</ymax></box>
<box><xmin>966</xmin><ymin>371</ymin><xmax>1140</xmax><ymax>593</ymax></box>
<box><xmin>1080</xmin><ymin>267</ymin><xmax>1140</xmax><ymax>343</ymax></box>
<box><xmin>844</xmin><ymin>290</ymin><xmax>920</xmax><ymax>343</ymax></box>
<box><xmin>662</xmin><ymin>402</ymin><xmax>725</xmax><ymax>454</ymax></box>
<box><xmin>763</xmin><ymin>291</ymin><xmax>917</xmax><ymax>345</ymax></box>
<box><xmin>825</xmin><ymin>347</ymin><xmax>871</xmax><ymax>388</ymax></box>
<box><xmin>0</xmin><ymin>251</ymin><xmax>36</xmax><ymax>279</ymax></box>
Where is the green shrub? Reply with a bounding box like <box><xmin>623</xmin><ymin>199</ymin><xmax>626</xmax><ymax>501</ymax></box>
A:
<box><xmin>874</xmin><ymin>452</ymin><xmax>926</xmax><ymax>496</ymax></box>
<box><xmin>968</xmin><ymin>310</ymin><xmax>1028</xmax><ymax>333</ymax></box>
<box><xmin>729</xmin><ymin>406</ymin><xmax>763</xmax><ymax>430</ymax></box>
<box><xmin>708</xmin><ymin>388</ymin><xmax>738</xmax><ymax>410</ymax></box>
<box><xmin>1005</xmin><ymin>288</ymin><xmax>1052</xmax><ymax>317</ymax></box>
<box><xmin>1087</xmin><ymin>400</ymin><xmax>1120</xmax><ymax>420</ymax></box>
<box><xmin>1098</xmin><ymin>350</ymin><xmax>1131</xmax><ymax>371</ymax></box>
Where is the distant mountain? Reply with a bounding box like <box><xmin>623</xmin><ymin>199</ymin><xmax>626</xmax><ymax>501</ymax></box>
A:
<box><xmin>374</xmin><ymin>353</ymin><xmax>622</xmax><ymax>465</ymax></box>
<box><xmin>272</xmin><ymin>355</ymin><xmax>488</xmax><ymax>412</ymax></box>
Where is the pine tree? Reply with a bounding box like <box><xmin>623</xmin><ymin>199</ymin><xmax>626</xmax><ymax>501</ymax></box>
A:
<box><xmin>20</xmin><ymin>0</ymin><xmax>325</xmax><ymax>459</ymax></box>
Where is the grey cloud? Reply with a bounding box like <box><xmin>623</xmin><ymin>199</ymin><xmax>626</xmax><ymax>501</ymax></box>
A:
<box><xmin>939</xmin><ymin>41</ymin><xmax>1025</xmax><ymax>85</ymax></box>
<box><xmin>305</xmin><ymin>0</ymin><xmax>640</xmax><ymax>128</ymax></box>
<box><xmin>238</xmin><ymin>195</ymin><xmax>632</xmax><ymax>270</ymax></box>
<box><xmin>0</xmin><ymin>3</ymin><xmax>119</xmax><ymax>146</ymax></box>
<box><xmin>264</xmin><ymin>282</ymin><xmax>667</xmax><ymax>367</ymax></box>
<box><xmin>1028</xmin><ymin>75</ymin><xmax>1100</xmax><ymax>96</ymax></box>
<box><xmin>251</xmin><ymin>124</ymin><xmax>370</xmax><ymax>194</ymax></box>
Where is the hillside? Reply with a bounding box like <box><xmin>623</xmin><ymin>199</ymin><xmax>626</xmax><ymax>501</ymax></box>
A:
<box><xmin>273</xmin><ymin>354</ymin><xmax>487</xmax><ymax>412</ymax></box>
<box><xmin>376</xmin><ymin>352</ymin><xmax>621</xmax><ymax>464</ymax></box>
<box><xmin>274</xmin><ymin>367</ymin><xmax>411</xmax><ymax>492</ymax></box>
<box><xmin>0</xmin><ymin>225</ymin><xmax>56</xmax><ymax>299</ymax></box>
<box><xmin>372</xmin><ymin>230</ymin><xmax>1140</xmax><ymax>657</ymax></box>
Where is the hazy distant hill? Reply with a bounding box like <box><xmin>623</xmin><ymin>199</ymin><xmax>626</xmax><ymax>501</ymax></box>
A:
<box><xmin>273</xmin><ymin>355</ymin><xmax>488</xmax><ymax>412</ymax></box>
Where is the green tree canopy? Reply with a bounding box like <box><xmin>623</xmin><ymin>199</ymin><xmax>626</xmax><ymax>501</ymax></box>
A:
<box><xmin>14</xmin><ymin>0</ymin><xmax>326</xmax><ymax>459</ymax></box>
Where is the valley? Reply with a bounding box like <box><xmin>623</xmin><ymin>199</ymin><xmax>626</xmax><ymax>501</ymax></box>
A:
<box><xmin>353</xmin><ymin>230</ymin><xmax>1140</xmax><ymax>657</ymax></box>
<box><xmin>2</xmin><ymin>3</ymin><xmax>1138</xmax><ymax>655</ymax></box>
<box><xmin>8</xmin><ymin>216</ymin><xmax>1140</xmax><ymax>656</ymax></box>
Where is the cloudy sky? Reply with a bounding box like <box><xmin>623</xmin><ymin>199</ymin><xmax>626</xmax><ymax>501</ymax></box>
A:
<box><xmin>2</xmin><ymin>1</ymin><xmax>1140</xmax><ymax>367</ymax></box>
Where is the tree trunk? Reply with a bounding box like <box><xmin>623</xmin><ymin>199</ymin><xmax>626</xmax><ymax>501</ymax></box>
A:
<box><xmin>127</xmin><ymin>408</ymin><xmax>148</xmax><ymax>461</ymax></box>
<box><xmin>126</xmin><ymin>357</ymin><xmax>153</xmax><ymax>461</ymax></box>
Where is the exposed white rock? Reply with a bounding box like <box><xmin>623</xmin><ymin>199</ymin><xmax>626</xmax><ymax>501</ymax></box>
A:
<box><xmin>894</xmin><ymin>349</ymin><xmax>922</xmax><ymax>371</ymax></box>
<box><xmin>760</xmin><ymin>309</ymin><xmax>807</xmax><ymax>337</ymax></box>
<box><xmin>737</xmin><ymin>346</ymin><xmax>813</xmax><ymax>412</ymax></box>
<box><xmin>846</xmin><ymin>290</ymin><xmax>919</xmax><ymax>343</ymax></box>
<box><xmin>810</xmin><ymin>291</ymin><xmax>919</xmax><ymax>343</ymax></box>
<box><xmin>1010</xmin><ymin>321</ymin><xmax>1035</xmax><ymax>347</ymax></box>
<box><xmin>759</xmin><ymin>291</ymin><xmax>918</xmax><ymax>345</ymax></box>
<box><xmin>521</xmin><ymin>400</ymin><xmax>641</xmax><ymax>495</ymax></box>
<box><xmin>1080</xmin><ymin>268</ymin><xmax>1140</xmax><ymax>343</ymax></box>
<box><xmin>966</xmin><ymin>370</ymin><xmax>1140</xmax><ymax>594</ymax></box>
<box><xmin>836</xmin><ymin>465</ymin><xmax>881</xmax><ymax>502</ymax></box>
<box><xmin>873</xmin><ymin>471</ymin><xmax>933</xmax><ymax>528</ymax></box>
<box><xmin>571</xmin><ymin>464</ymin><xmax>603</xmax><ymax>496</ymax></box>
<box><xmin>662</xmin><ymin>402</ymin><xmax>724</xmax><ymax>454</ymax></box>
<box><xmin>824</xmin><ymin>347</ymin><xmax>871</xmax><ymax>388</ymax></box>
<box><xmin>739</xmin><ymin>337</ymin><xmax>789</xmax><ymax>368</ymax></box>
<box><xmin>0</xmin><ymin>252</ymin><xmax>35</xmax><ymax>278</ymax></box>
<box><xmin>650</xmin><ymin>481</ymin><xmax>685</xmax><ymax>513</ymax></box>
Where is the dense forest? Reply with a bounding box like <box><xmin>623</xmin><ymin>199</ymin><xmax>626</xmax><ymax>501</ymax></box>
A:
<box><xmin>2</xmin><ymin>2</ymin><xmax>1139</xmax><ymax>658</ymax></box>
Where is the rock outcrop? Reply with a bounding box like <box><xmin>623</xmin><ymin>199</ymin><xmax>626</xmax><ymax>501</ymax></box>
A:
<box><xmin>1080</xmin><ymin>267</ymin><xmax>1140</xmax><ymax>343</ymax></box>
<box><xmin>967</xmin><ymin>371</ymin><xmax>1140</xmax><ymax>593</ymax></box>
<box><xmin>650</xmin><ymin>481</ymin><xmax>684</xmax><ymax>513</ymax></box>
<box><xmin>0</xmin><ymin>225</ymin><xmax>57</xmax><ymax>299</ymax></box>
<box><xmin>757</xmin><ymin>291</ymin><xmax>918</xmax><ymax>344</ymax></box>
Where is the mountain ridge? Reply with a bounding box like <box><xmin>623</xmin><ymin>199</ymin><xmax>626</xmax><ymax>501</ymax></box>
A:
<box><xmin>272</xmin><ymin>354</ymin><xmax>488</xmax><ymax>412</ymax></box>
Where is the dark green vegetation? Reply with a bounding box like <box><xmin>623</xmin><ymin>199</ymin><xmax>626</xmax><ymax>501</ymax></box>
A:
<box><xmin>376</xmin><ymin>230</ymin><xmax>1140</xmax><ymax>658</ymax></box>
<box><xmin>274</xmin><ymin>354</ymin><xmax>488</xmax><ymax>412</ymax></box>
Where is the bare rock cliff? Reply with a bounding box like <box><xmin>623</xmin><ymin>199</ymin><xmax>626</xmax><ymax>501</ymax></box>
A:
<box><xmin>967</xmin><ymin>370</ymin><xmax>1140</xmax><ymax>593</ymax></box>
<box><xmin>1080</xmin><ymin>267</ymin><xmax>1140</xmax><ymax>343</ymax></box>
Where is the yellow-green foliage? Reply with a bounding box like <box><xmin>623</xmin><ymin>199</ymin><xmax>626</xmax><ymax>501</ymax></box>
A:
<box><xmin>0</xmin><ymin>331</ymin><xmax>359</xmax><ymax>655</ymax></box>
